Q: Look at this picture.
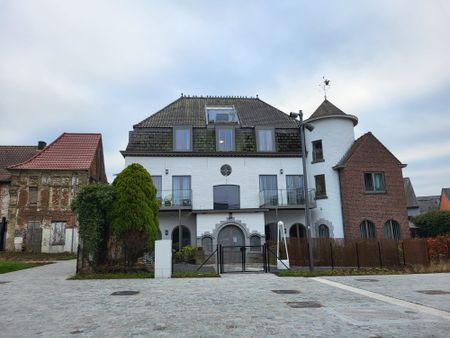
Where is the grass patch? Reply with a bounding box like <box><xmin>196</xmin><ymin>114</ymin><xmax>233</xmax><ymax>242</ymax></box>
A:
<box><xmin>171</xmin><ymin>271</ymin><xmax>220</xmax><ymax>278</ymax></box>
<box><xmin>69</xmin><ymin>272</ymin><xmax>154</xmax><ymax>280</ymax></box>
<box><xmin>275</xmin><ymin>268</ymin><xmax>405</xmax><ymax>277</ymax></box>
<box><xmin>0</xmin><ymin>261</ymin><xmax>41</xmax><ymax>274</ymax></box>
<box><xmin>0</xmin><ymin>252</ymin><xmax>76</xmax><ymax>262</ymax></box>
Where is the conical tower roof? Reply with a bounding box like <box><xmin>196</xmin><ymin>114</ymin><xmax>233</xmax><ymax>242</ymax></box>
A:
<box><xmin>307</xmin><ymin>99</ymin><xmax>358</xmax><ymax>126</ymax></box>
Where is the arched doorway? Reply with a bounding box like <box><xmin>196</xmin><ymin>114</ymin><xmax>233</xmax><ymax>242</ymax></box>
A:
<box><xmin>218</xmin><ymin>224</ymin><xmax>245</xmax><ymax>246</ymax></box>
<box><xmin>289</xmin><ymin>223</ymin><xmax>306</xmax><ymax>238</ymax></box>
<box><xmin>172</xmin><ymin>225</ymin><xmax>191</xmax><ymax>250</ymax></box>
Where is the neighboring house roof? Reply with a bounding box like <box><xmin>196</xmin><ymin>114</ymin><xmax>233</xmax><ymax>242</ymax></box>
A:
<box><xmin>134</xmin><ymin>95</ymin><xmax>299</xmax><ymax>128</ymax></box>
<box><xmin>403</xmin><ymin>177</ymin><xmax>419</xmax><ymax>208</ymax></box>
<box><xmin>0</xmin><ymin>146</ymin><xmax>41</xmax><ymax>182</ymax></box>
<box><xmin>442</xmin><ymin>188</ymin><xmax>450</xmax><ymax>200</ymax></box>
<box><xmin>9</xmin><ymin>133</ymin><xmax>102</xmax><ymax>171</ymax></box>
<box><xmin>307</xmin><ymin>99</ymin><xmax>358</xmax><ymax>126</ymax></box>
<box><xmin>416</xmin><ymin>196</ymin><xmax>440</xmax><ymax>214</ymax></box>
<box><xmin>334</xmin><ymin>132</ymin><xmax>405</xmax><ymax>169</ymax></box>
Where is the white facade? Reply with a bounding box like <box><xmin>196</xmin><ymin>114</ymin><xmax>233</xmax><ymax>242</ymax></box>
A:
<box><xmin>305</xmin><ymin>117</ymin><xmax>356</xmax><ymax>238</ymax></box>
<box><xmin>123</xmin><ymin>98</ymin><xmax>358</xmax><ymax>250</ymax></box>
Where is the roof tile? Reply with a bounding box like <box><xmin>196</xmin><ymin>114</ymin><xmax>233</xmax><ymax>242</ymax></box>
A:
<box><xmin>9</xmin><ymin>133</ymin><xmax>102</xmax><ymax>171</ymax></box>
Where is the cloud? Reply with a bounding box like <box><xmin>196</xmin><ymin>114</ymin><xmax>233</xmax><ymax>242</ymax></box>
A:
<box><xmin>0</xmin><ymin>0</ymin><xmax>449</xmax><ymax>196</ymax></box>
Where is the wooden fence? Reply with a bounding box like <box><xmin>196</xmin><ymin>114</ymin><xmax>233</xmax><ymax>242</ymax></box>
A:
<box><xmin>269</xmin><ymin>237</ymin><xmax>447</xmax><ymax>268</ymax></box>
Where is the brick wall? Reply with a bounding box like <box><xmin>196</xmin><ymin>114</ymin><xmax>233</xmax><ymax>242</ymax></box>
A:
<box><xmin>339</xmin><ymin>134</ymin><xmax>410</xmax><ymax>239</ymax></box>
<box><xmin>5</xmin><ymin>170</ymin><xmax>90</xmax><ymax>250</ymax></box>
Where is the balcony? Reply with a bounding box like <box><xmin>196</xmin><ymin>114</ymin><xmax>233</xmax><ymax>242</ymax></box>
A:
<box><xmin>259</xmin><ymin>189</ymin><xmax>316</xmax><ymax>209</ymax></box>
<box><xmin>159</xmin><ymin>189</ymin><xmax>192</xmax><ymax>209</ymax></box>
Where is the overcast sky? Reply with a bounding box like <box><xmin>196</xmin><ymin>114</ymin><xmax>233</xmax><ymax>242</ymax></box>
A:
<box><xmin>1</xmin><ymin>0</ymin><xmax>449</xmax><ymax>195</ymax></box>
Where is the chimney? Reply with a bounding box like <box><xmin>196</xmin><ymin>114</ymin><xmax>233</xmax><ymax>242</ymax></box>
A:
<box><xmin>38</xmin><ymin>141</ymin><xmax>46</xmax><ymax>150</ymax></box>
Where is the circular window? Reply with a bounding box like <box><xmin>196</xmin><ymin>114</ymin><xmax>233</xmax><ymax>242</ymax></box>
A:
<box><xmin>220</xmin><ymin>164</ymin><xmax>232</xmax><ymax>176</ymax></box>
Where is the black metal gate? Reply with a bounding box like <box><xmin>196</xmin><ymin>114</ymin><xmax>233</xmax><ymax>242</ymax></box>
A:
<box><xmin>218</xmin><ymin>244</ymin><xmax>268</xmax><ymax>273</ymax></box>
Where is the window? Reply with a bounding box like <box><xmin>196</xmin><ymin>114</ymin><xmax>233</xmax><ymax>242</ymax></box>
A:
<box><xmin>318</xmin><ymin>224</ymin><xmax>330</xmax><ymax>238</ymax></box>
<box><xmin>174</xmin><ymin>126</ymin><xmax>191</xmax><ymax>151</ymax></box>
<box><xmin>259</xmin><ymin>175</ymin><xmax>278</xmax><ymax>206</ymax></box>
<box><xmin>315</xmin><ymin>175</ymin><xmax>327</xmax><ymax>198</ymax></box>
<box><xmin>51</xmin><ymin>222</ymin><xmax>66</xmax><ymax>245</ymax></box>
<box><xmin>257</xmin><ymin>128</ymin><xmax>275</xmax><ymax>152</ymax></box>
<box><xmin>286</xmin><ymin>175</ymin><xmax>304</xmax><ymax>205</ymax></box>
<box><xmin>364</xmin><ymin>172</ymin><xmax>385</xmax><ymax>192</ymax></box>
<box><xmin>151</xmin><ymin>176</ymin><xmax>162</xmax><ymax>203</ymax></box>
<box><xmin>213</xmin><ymin>185</ymin><xmax>240</xmax><ymax>209</ymax></box>
<box><xmin>172</xmin><ymin>176</ymin><xmax>191</xmax><ymax>206</ymax></box>
<box><xmin>359</xmin><ymin>220</ymin><xmax>376</xmax><ymax>238</ymax></box>
<box><xmin>290</xmin><ymin>223</ymin><xmax>306</xmax><ymax>238</ymax></box>
<box><xmin>384</xmin><ymin>220</ymin><xmax>401</xmax><ymax>240</ymax></box>
<box><xmin>29</xmin><ymin>187</ymin><xmax>38</xmax><ymax>206</ymax></box>
<box><xmin>216</xmin><ymin>127</ymin><xmax>234</xmax><ymax>151</ymax></box>
<box><xmin>201</xmin><ymin>236</ymin><xmax>213</xmax><ymax>253</ymax></box>
<box><xmin>312</xmin><ymin>140</ymin><xmax>324</xmax><ymax>162</ymax></box>
<box><xmin>206</xmin><ymin>106</ymin><xmax>238</xmax><ymax>123</ymax></box>
<box><xmin>250</xmin><ymin>235</ymin><xmax>261</xmax><ymax>251</ymax></box>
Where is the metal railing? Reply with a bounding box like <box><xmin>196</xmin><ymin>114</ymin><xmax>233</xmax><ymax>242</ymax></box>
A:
<box><xmin>259</xmin><ymin>189</ymin><xmax>316</xmax><ymax>208</ymax></box>
<box><xmin>159</xmin><ymin>189</ymin><xmax>192</xmax><ymax>208</ymax></box>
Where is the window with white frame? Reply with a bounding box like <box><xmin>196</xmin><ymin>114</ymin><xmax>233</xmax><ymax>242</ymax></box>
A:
<box><xmin>216</xmin><ymin>127</ymin><xmax>234</xmax><ymax>151</ymax></box>
<box><xmin>151</xmin><ymin>176</ymin><xmax>162</xmax><ymax>203</ymax></box>
<box><xmin>257</xmin><ymin>128</ymin><xmax>275</xmax><ymax>152</ymax></box>
<box><xmin>174</xmin><ymin>126</ymin><xmax>191</xmax><ymax>151</ymax></box>
<box><xmin>364</xmin><ymin>172</ymin><xmax>385</xmax><ymax>192</ymax></box>
<box><xmin>206</xmin><ymin>106</ymin><xmax>238</xmax><ymax>123</ymax></box>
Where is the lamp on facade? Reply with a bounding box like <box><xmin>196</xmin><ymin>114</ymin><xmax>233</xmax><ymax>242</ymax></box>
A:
<box><xmin>290</xmin><ymin>110</ymin><xmax>315</xmax><ymax>272</ymax></box>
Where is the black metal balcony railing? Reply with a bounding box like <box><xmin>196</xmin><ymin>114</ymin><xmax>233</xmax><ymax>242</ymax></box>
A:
<box><xmin>159</xmin><ymin>189</ymin><xmax>192</xmax><ymax>208</ymax></box>
<box><xmin>259</xmin><ymin>188</ymin><xmax>316</xmax><ymax>208</ymax></box>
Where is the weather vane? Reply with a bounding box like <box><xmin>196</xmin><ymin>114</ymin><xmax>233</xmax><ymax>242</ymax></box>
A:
<box><xmin>320</xmin><ymin>76</ymin><xmax>331</xmax><ymax>99</ymax></box>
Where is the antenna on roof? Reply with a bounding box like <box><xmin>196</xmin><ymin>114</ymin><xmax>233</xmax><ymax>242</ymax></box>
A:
<box><xmin>321</xmin><ymin>76</ymin><xmax>331</xmax><ymax>99</ymax></box>
<box><xmin>256</xmin><ymin>94</ymin><xmax>259</xmax><ymax>99</ymax></box>
<box><xmin>181</xmin><ymin>93</ymin><xmax>184</xmax><ymax>97</ymax></box>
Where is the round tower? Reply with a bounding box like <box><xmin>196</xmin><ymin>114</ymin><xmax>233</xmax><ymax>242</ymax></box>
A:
<box><xmin>304</xmin><ymin>99</ymin><xmax>358</xmax><ymax>238</ymax></box>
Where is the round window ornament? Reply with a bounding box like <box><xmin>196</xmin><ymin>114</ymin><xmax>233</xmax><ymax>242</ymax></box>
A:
<box><xmin>220</xmin><ymin>164</ymin><xmax>232</xmax><ymax>177</ymax></box>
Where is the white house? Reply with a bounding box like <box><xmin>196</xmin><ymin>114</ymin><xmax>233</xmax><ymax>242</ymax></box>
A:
<box><xmin>122</xmin><ymin>95</ymin><xmax>359</xmax><ymax>252</ymax></box>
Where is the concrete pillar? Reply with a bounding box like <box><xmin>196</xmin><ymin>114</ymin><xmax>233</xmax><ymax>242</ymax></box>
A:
<box><xmin>154</xmin><ymin>240</ymin><xmax>172</xmax><ymax>278</ymax></box>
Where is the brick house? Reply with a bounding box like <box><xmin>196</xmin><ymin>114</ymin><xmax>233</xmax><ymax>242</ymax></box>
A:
<box><xmin>6</xmin><ymin>133</ymin><xmax>107</xmax><ymax>252</ymax></box>
<box><xmin>0</xmin><ymin>143</ymin><xmax>45</xmax><ymax>250</ymax></box>
<box><xmin>334</xmin><ymin>132</ymin><xmax>410</xmax><ymax>239</ymax></box>
<box><xmin>439</xmin><ymin>188</ymin><xmax>450</xmax><ymax>211</ymax></box>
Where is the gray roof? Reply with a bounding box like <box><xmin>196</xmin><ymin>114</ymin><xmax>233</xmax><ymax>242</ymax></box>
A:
<box><xmin>403</xmin><ymin>178</ymin><xmax>419</xmax><ymax>208</ymax></box>
<box><xmin>0</xmin><ymin>146</ymin><xmax>41</xmax><ymax>182</ymax></box>
<box><xmin>417</xmin><ymin>196</ymin><xmax>440</xmax><ymax>214</ymax></box>
<box><xmin>307</xmin><ymin>99</ymin><xmax>358</xmax><ymax>126</ymax></box>
<box><xmin>135</xmin><ymin>96</ymin><xmax>299</xmax><ymax>129</ymax></box>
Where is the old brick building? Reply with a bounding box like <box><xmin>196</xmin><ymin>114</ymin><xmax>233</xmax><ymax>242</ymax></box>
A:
<box><xmin>0</xmin><ymin>143</ymin><xmax>44</xmax><ymax>250</ymax></box>
<box><xmin>335</xmin><ymin>132</ymin><xmax>410</xmax><ymax>239</ymax></box>
<box><xmin>6</xmin><ymin>133</ymin><xmax>107</xmax><ymax>252</ymax></box>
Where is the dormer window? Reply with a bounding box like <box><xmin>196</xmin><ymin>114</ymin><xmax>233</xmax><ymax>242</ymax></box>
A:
<box><xmin>174</xmin><ymin>126</ymin><xmax>192</xmax><ymax>151</ymax></box>
<box><xmin>206</xmin><ymin>106</ymin><xmax>238</xmax><ymax>124</ymax></box>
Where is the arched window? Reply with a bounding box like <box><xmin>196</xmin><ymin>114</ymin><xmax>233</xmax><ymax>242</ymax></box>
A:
<box><xmin>289</xmin><ymin>223</ymin><xmax>306</xmax><ymax>238</ymax></box>
<box><xmin>318</xmin><ymin>224</ymin><xmax>330</xmax><ymax>238</ymax></box>
<box><xmin>250</xmin><ymin>235</ymin><xmax>261</xmax><ymax>251</ymax></box>
<box><xmin>172</xmin><ymin>225</ymin><xmax>191</xmax><ymax>250</ymax></box>
<box><xmin>201</xmin><ymin>236</ymin><xmax>213</xmax><ymax>253</ymax></box>
<box><xmin>359</xmin><ymin>220</ymin><xmax>376</xmax><ymax>238</ymax></box>
<box><xmin>384</xmin><ymin>220</ymin><xmax>401</xmax><ymax>240</ymax></box>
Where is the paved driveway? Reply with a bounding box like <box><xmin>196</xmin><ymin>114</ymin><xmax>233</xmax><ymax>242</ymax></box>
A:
<box><xmin>1</xmin><ymin>261</ymin><xmax>450</xmax><ymax>337</ymax></box>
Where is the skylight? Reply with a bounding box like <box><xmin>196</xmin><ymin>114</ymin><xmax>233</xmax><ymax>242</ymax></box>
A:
<box><xmin>206</xmin><ymin>106</ymin><xmax>238</xmax><ymax>124</ymax></box>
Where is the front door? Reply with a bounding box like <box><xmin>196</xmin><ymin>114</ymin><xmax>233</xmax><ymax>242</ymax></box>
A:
<box><xmin>218</xmin><ymin>224</ymin><xmax>244</xmax><ymax>246</ymax></box>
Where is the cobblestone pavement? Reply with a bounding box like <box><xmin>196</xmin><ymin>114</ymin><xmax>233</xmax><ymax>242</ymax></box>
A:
<box><xmin>1</xmin><ymin>261</ymin><xmax>450</xmax><ymax>337</ymax></box>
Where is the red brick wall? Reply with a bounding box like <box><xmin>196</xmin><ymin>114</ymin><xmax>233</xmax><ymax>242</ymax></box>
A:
<box><xmin>339</xmin><ymin>134</ymin><xmax>410</xmax><ymax>239</ymax></box>
<box><xmin>440</xmin><ymin>192</ymin><xmax>450</xmax><ymax>211</ymax></box>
